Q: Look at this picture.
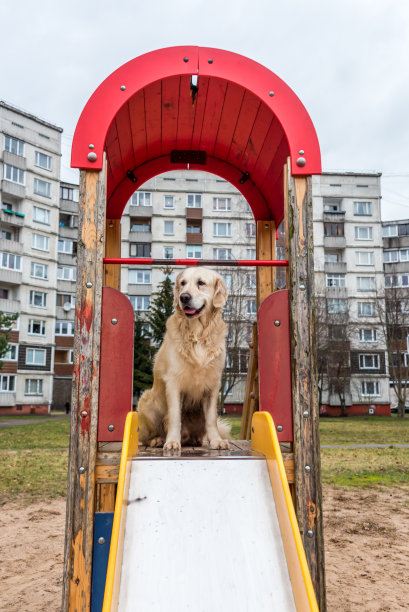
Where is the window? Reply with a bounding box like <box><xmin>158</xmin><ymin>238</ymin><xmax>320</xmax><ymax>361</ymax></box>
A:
<box><xmin>398</xmin><ymin>224</ymin><xmax>409</xmax><ymax>236</ymax></box>
<box><xmin>358</xmin><ymin>302</ymin><xmax>376</xmax><ymax>317</ymax></box>
<box><xmin>56</xmin><ymin>294</ymin><xmax>75</xmax><ymax>308</ymax></box>
<box><xmin>129</xmin><ymin>269</ymin><xmax>151</xmax><ymax>284</ymax></box>
<box><xmin>57</xmin><ymin>266</ymin><xmax>76</xmax><ymax>281</ymax></box>
<box><xmin>361</xmin><ymin>381</ymin><xmax>380</xmax><ymax>396</ymax></box>
<box><xmin>28</xmin><ymin>320</ymin><xmax>46</xmax><ymax>336</ymax></box>
<box><xmin>323</xmin><ymin>198</ymin><xmax>342</xmax><ymax>212</ymax></box>
<box><xmin>129</xmin><ymin>296</ymin><xmax>150</xmax><ymax>311</ymax></box>
<box><xmin>382</xmin><ymin>224</ymin><xmax>398</xmax><ymax>237</ymax></box>
<box><xmin>357</xmin><ymin>277</ymin><xmax>375</xmax><ymax>291</ymax></box>
<box><xmin>354</xmin><ymin>226</ymin><xmax>373</xmax><ymax>240</ymax></box>
<box><xmin>30</xmin><ymin>291</ymin><xmax>47</xmax><ymax>308</ymax></box>
<box><xmin>247</xmin><ymin>300</ymin><xmax>257</xmax><ymax>314</ymax></box>
<box><xmin>4</xmin><ymin>135</ymin><xmax>24</xmax><ymax>156</ymax></box>
<box><xmin>246</xmin><ymin>249</ymin><xmax>256</xmax><ymax>260</ymax></box>
<box><xmin>187</xmin><ymin>224</ymin><xmax>201</xmax><ymax>233</ymax></box>
<box><xmin>187</xmin><ymin>245</ymin><xmax>202</xmax><ymax>258</ymax></box>
<box><xmin>164</xmin><ymin>195</ymin><xmax>174</xmax><ymax>209</ymax></box>
<box><xmin>359</xmin><ymin>354</ymin><xmax>380</xmax><ymax>370</ymax></box>
<box><xmin>400</xmin><ymin>249</ymin><xmax>409</xmax><ymax>262</ymax></box>
<box><xmin>324</xmin><ymin>222</ymin><xmax>344</xmax><ymax>237</ymax></box>
<box><xmin>326</xmin><ymin>273</ymin><xmax>346</xmax><ymax>287</ymax></box>
<box><xmin>327</xmin><ymin>299</ymin><xmax>347</xmax><ymax>314</ymax></box>
<box><xmin>164</xmin><ymin>246</ymin><xmax>174</xmax><ymax>259</ymax></box>
<box><xmin>34</xmin><ymin>178</ymin><xmax>51</xmax><ymax>198</ymax></box>
<box><xmin>213</xmin><ymin>223</ymin><xmax>231</xmax><ymax>237</ymax></box>
<box><xmin>187</xmin><ymin>194</ymin><xmax>202</xmax><ymax>208</ymax></box>
<box><xmin>246</xmin><ymin>273</ymin><xmax>257</xmax><ymax>290</ymax></box>
<box><xmin>58</xmin><ymin>239</ymin><xmax>73</xmax><ymax>254</ymax></box>
<box><xmin>32</xmin><ymin>233</ymin><xmax>49</xmax><ymax>251</ymax></box>
<box><xmin>0</xmin><ymin>288</ymin><xmax>9</xmax><ymax>299</ymax></box>
<box><xmin>224</xmin><ymin>300</ymin><xmax>233</xmax><ymax>314</ymax></box>
<box><xmin>31</xmin><ymin>262</ymin><xmax>48</xmax><ymax>280</ymax></box>
<box><xmin>3</xmin><ymin>163</ymin><xmax>25</xmax><ymax>185</ymax></box>
<box><xmin>221</xmin><ymin>274</ymin><xmax>232</xmax><ymax>290</ymax></box>
<box><xmin>60</xmin><ymin>186</ymin><xmax>79</xmax><ymax>201</ymax></box>
<box><xmin>34</xmin><ymin>151</ymin><xmax>52</xmax><ymax>170</ymax></box>
<box><xmin>356</xmin><ymin>251</ymin><xmax>374</xmax><ymax>266</ymax></box>
<box><xmin>26</xmin><ymin>348</ymin><xmax>46</xmax><ymax>366</ymax></box>
<box><xmin>131</xmin><ymin>191</ymin><xmax>151</xmax><ymax>206</ymax></box>
<box><xmin>130</xmin><ymin>218</ymin><xmax>151</xmax><ymax>232</ymax></box>
<box><xmin>245</xmin><ymin>223</ymin><xmax>256</xmax><ymax>237</ymax></box>
<box><xmin>325</xmin><ymin>252</ymin><xmax>340</xmax><ymax>263</ymax></box>
<box><xmin>213</xmin><ymin>197</ymin><xmax>231</xmax><ymax>211</ymax></box>
<box><xmin>213</xmin><ymin>248</ymin><xmax>232</xmax><ymax>260</ymax></box>
<box><xmin>0</xmin><ymin>375</ymin><xmax>15</xmax><ymax>392</ymax></box>
<box><xmin>129</xmin><ymin>243</ymin><xmax>151</xmax><ymax>257</ymax></box>
<box><xmin>55</xmin><ymin>321</ymin><xmax>74</xmax><ymax>335</ymax></box>
<box><xmin>25</xmin><ymin>379</ymin><xmax>43</xmax><ymax>395</ymax></box>
<box><xmin>354</xmin><ymin>201</ymin><xmax>372</xmax><ymax>216</ymax></box>
<box><xmin>385</xmin><ymin>275</ymin><xmax>409</xmax><ymax>288</ymax></box>
<box><xmin>1</xmin><ymin>252</ymin><xmax>21</xmax><ymax>270</ymax></box>
<box><xmin>383</xmin><ymin>250</ymin><xmax>398</xmax><ymax>263</ymax></box>
<box><xmin>3</xmin><ymin>344</ymin><xmax>18</xmax><ymax>361</ymax></box>
<box><xmin>33</xmin><ymin>206</ymin><xmax>50</xmax><ymax>225</ymax></box>
<box><xmin>164</xmin><ymin>220</ymin><xmax>174</xmax><ymax>235</ymax></box>
<box><xmin>359</xmin><ymin>329</ymin><xmax>377</xmax><ymax>343</ymax></box>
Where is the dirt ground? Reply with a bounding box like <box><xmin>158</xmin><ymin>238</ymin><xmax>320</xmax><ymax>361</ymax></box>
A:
<box><xmin>1</xmin><ymin>486</ymin><xmax>409</xmax><ymax>611</ymax></box>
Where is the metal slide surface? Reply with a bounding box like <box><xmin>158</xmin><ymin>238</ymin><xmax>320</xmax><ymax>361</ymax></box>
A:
<box><xmin>118</xmin><ymin>456</ymin><xmax>296</xmax><ymax>612</ymax></box>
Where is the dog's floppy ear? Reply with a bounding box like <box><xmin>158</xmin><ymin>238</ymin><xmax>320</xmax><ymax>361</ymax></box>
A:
<box><xmin>213</xmin><ymin>276</ymin><xmax>228</xmax><ymax>309</ymax></box>
<box><xmin>173</xmin><ymin>271</ymin><xmax>184</xmax><ymax>309</ymax></box>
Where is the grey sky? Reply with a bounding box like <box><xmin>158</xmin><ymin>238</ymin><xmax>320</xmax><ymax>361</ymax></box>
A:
<box><xmin>1</xmin><ymin>0</ymin><xmax>408</xmax><ymax>219</ymax></box>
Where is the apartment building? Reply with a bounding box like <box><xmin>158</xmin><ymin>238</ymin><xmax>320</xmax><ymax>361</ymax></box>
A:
<box><xmin>0</xmin><ymin>101</ymin><xmax>62</xmax><ymax>414</ymax></box>
<box><xmin>313</xmin><ymin>172</ymin><xmax>390</xmax><ymax>415</ymax></box>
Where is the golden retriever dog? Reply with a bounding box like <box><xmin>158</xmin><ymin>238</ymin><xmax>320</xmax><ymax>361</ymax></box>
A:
<box><xmin>138</xmin><ymin>267</ymin><xmax>230</xmax><ymax>454</ymax></box>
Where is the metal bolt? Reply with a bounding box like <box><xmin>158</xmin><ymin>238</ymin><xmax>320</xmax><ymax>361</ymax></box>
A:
<box><xmin>87</xmin><ymin>152</ymin><xmax>97</xmax><ymax>162</ymax></box>
<box><xmin>303</xmin><ymin>410</ymin><xmax>309</xmax><ymax>418</ymax></box>
<box><xmin>250</xmin><ymin>392</ymin><xmax>255</xmax><ymax>399</ymax></box>
<box><xmin>208</xmin><ymin>58</ymin><xmax>213</xmax><ymax>64</ymax></box>
<box><xmin>277</xmin><ymin>425</ymin><xmax>283</xmax><ymax>432</ymax></box>
<box><xmin>81</xmin><ymin>410</ymin><xmax>88</xmax><ymax>417</ymax></box>
<box><xmin>299</xmin><ymin>149</ymin><xmax>305</xmax><ymax>155</ymax></box>
<box><xmin>305</xmin><ymin>465</ymin><xmax>311</xmax><ymax>473</ymax></box>
<box><xmin>307</xmin><ymin>530</ymin><xmax>314</xmax><ymax>538</ymax></box>
<box><xmin>274</xmin><ymin>320</ymin><xmax>281</xmax><ymax>327</ymax></box>
<box><xmin>86</xmin><ymin>281</ymin><xmax>93</xmax><ymax>288</ymax></box>
<box><xmin>251</xmin><ymin>426</ymin><xmax>254</xmax><ymax>433</ymax></box>
<box><xmin>300</xmin><ymin>284</ymin><xmax>306</xmax><ymax>290</ymax></box>
<box><xmin>296</xmin><ymin>156</ymin><xmax>306</xmax><ymax>167</ymax></box>
<box><xmin>137</xmin><ymin>426</ymin><xmax>140</xmax><ymax>432</ymax></box>
<box><xmin>183</xmin><ymin>57</ymin><xmax>189</xmax><ymax>62</ymax></box>
<box><xmin>79</xmin><ymin>466</ymin><xmax>85</xmax><ymax>474</ymax></box>
<box><xmin>120</xmin><ymin>85</ymin><xmax>126</xmax><ymax>91</ymax></box>
<box><xmin>111</xmin><ymin>318</ymin><xmax>118</xmax><ymax>325</ymax></box>
<box><xmin>98</xmin><ymin>537</ymin><xmax>105</xmax><ymax>545</ymax></box>
<box><xmin>88</xmin><ymin>144</ymin><xmax>94</xmax><ymax>150</ymax></box>
<box><xmin>269</xmin><ymin>91</ymin><xmax>275</xmax><ymax>97</ymax></box>
<box><xmin>108</xmin><ymin>424</ymin><xmax>115</xmax><ymax>432</ymax></box>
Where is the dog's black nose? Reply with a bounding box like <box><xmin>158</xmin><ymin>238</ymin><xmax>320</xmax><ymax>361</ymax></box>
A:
<box><xmin>180</xmin><ymin>292</ymin><xmax>192</xmax><ymax>305</ymax></box>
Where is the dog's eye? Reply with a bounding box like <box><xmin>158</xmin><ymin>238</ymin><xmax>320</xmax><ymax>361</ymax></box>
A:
<box><xmin>198</xmin><ymin>280</ymin><xmax>206</xmax><ymax>286</ymax></box>
<box><xmin>180</xmin><ymin>280</ymin><xmax>186</xmax><ymax>286</ymax></box>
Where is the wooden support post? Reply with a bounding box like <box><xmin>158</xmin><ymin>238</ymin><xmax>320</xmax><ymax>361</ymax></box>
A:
<box><xmin>239</xmin><ymin>323</ymin><xmax>258</xmax><ymax>440</ymax></box>
<box><xmin>62</xmin><ymin>161</ymin><xmax>107</xmax><ymax>612</ymax></box>
<box><xmin>287</xmin><ymin>166</ymin><xmax>326</xmax><ymax>611</ymax></box>
<box><xmin>256</xmin><ymin>220</ymin><xmax>276</xmax><ymax>306</ymax></box>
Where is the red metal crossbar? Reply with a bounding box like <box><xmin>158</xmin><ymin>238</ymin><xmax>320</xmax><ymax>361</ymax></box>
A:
<box><xmin>103</xmin><ymin>258</ymin><xmax>289</xmax><ymax>267</ymax></box>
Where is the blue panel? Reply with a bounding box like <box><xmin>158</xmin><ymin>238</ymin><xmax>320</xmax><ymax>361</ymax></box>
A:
<box><xmin>91</xmin><ymin>512</ymin><xmax>114</xmax><ymax>612</ymax></box>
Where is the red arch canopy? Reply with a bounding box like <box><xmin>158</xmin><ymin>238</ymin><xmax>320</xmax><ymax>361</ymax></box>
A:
<box><xmin>71</xmin><ymin>46</ymin><xmax>321</xmax><ymax>223</ymax></box>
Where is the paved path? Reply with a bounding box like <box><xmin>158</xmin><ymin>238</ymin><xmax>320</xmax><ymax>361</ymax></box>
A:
<box><xmin>321</xmin><ymin>443</ymin><xmax>409</xmax><ymax>448</ymax></box>
<box><xmin>0</xmin><ymin>414</ymin><xmax>69</xmax><ymax>429</ymax></box>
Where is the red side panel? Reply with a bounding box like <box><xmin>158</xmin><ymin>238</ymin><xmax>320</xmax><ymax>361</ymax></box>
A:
<box><xmin>98</xmin><ymin>287</ymin><xmax>134</xmax><ymax>442</ymax></box>
<box><xmin>257</xmin><ymin>290</ymin><xmax>293</xmax><ymax>442</ymax></box>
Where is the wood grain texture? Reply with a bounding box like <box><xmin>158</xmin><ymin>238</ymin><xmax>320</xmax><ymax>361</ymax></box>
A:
<box><xmin>287</xmin><ymin>169</ymin><xmax>326</xmax><ymax>611</ymax></box>
<box><xmin>256</xmin><ymin>220</ymin><xmax>276</xmax><ymax>306</ymax></box>
<box><xmin>103</xmin><ymin>219</ymin><xmax>121</xmax><ymax>290</ymax></box>
<box><xmin>62</xmin><ymin>162</ymin><xmax>107</xmax><ymax>612</ymax></box>
<box><xmin>239</xmin><ymin>323</ymin><xmax>258</xmax><ymax>440</ymax></box>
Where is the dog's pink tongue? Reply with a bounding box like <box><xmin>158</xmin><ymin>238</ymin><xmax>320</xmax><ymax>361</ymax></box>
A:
<box><xmin>184</xmin><ymin>308</ymin><xmax>196</xmax><ymax>314</ymax></box>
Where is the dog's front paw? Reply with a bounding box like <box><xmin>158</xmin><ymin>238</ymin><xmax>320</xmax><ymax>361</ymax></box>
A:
<box><xmin>149</xmin><ymin>436</ymin><xmax>165</xmax><ymax>448</ymax></box>
<box><xmin>163</xmin><ymin>440</ymin><xmax>181</xmax><ymax>455</ymax></box>
<box><xmin>209</xmin><ymin>438</ymin><xmax>230</xmax><ymax>450</ymax></box>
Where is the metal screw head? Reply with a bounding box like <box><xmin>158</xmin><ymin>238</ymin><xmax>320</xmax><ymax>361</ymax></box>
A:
<box><xmin>299</xmin><ymin>149</ymin><xmax>305</xmax><ymax>155</ymax></box>
<box><xmin>98</xmin><ymin>537</ymin><xmax>105</xmax><ymax>545</ymax></box>
<box><xmin>251</xmin><ymin>426</ymin><xmax>254</xmax><ymax>433</ymax></box>
<box><xmin>87</xmin><ymin>152</ymin><xmax>97</xmax><ymax>162</ymax></box>
<box><xmin>111</xmin><ymin>318</ymin><xmax>118</xmax><ymax>325</ymax></box>
<box><xmin>88</xmin><ymin>144</ymin><xmax>94</xmax><ymax>149</ymax></box>
<box><xmin>296</xmin><ymin>156</ymin><xmax>306</xmax><ymax>167</ymax></box>
<box><xmin>183</xmin><ymin>57</ymin><xmax>189</xmax><ymax>62</ymax></box>
<box><xmin>299</xmin><ymin>284</ymin><xmax>306</xmax><ymax>290</ymax></box>
<box><xmin>79</xmin><ymin>466</ymin><xmax>85</xmax><ymax>474</ymax></box>
<box><xmin>108</xmin><ymin>424</ymin><xmax>115</xmax><ymax>432</ymax></box>
<box><xmin>303</xmin><ymin>410</ymin><xmax>309</xmax><ymax>418</ymax></box>
<box><xmin>277</xmin><ymin>425</ymin><xmax>283</xmax><ymax>432</ymax></box>
<box><xmin>120</xmin><ymin>85</ymin><xmax>126</xmax><ymax>91</ymax></box>
<box><xmin>81</xmin><ymin>410</ymin><xmax>88</xmax><ymax>417</ymax></box>
<box><xmin>274</xmin><ymin>320</ymin><xmax>281</xmax><ymax>327</ymax></box>
<box><xmin>269</xmin><ymin>91</ymin><xmax>275</xmax><ymax>97</ymax></box>
<box><xmin>305</xmin><ymin>465</ymin><xmax>311</xmax><ymax>472</ymax></box>
<box><xmin>208</xmin><ymin>58</ymin><xmax>213</xmax><ymax>64</ymax></box>
<box><xmin>307</xmin><ymin>530</ymin><xmax>314</xmax><ymax>538</ymax></box>
<box><xmin>86</xmin><ymin>281</ymin><xmax>93</xmax><ymax>288</ymax></box>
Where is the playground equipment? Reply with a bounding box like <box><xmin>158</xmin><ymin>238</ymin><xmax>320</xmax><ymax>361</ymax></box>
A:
<box><xmin>63</xmin><ymin>46</ymin><xmax>325</xmax><ymax>611</ymax></box>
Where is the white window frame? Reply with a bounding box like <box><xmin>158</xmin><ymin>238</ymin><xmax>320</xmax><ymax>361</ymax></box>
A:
<box><xmin>358</xmin><ymin>302</ymin><xmax>376</xmax><ymax>317</ymax></box>
<box><xmin>326</xmin><ymin>273</ymin><xmax>346</xmax><ymax>287</ymax></box>
<box><xmin>187</xmin><ymin>194</ymin><xmax>202</xmax><ymax>208</ymax></box>
<box><xmin>55</xmin><ymin>321</ymin><xmax>74</xmax><ymax>336</ymax></box>
<box><xmin>400</xmin><ymin>249</ymin><xmax>409</xmax><ymax>262</ymax></box>
<box><xmin>213</xmin><ymin>222</ymin><xmax>232</xmax><ymax>238</ymax></box>
<box><xmin>164</xmin><ymin>195</ymin><xmax>174</xmax><ymax>209</ymax></box>
<box><xmin>359</xmin><ymin>354</ymin><xmax>380</xmax><ymax>370</ymax></box>
<box><xmin>1</xmin><ymin>252</ymin><xmax>21</xmax><ymax>271</ymax></box>
<box><xmin>131</xmin><ymin>191</ymin><xmax>151</xmax><ymax>206</ymax></box>
<box><xmin>57</xmin><ymin>293</ymin><xmax>76</xmax><ymax>309</ymax></box>
<box><xmin>187</xmin><ymin>245</ymin><xmax>202</xmax><ymax>259</ymax></box>
<box><xmin>246</xmin><ymin>248</ymin><xmax>256</xmax><ymax>260</ymax></box>
<box><xmin>3</xmin><ymin>343</ymin><xmax>18</xmax><ymax>361</ymax></box>
<box><xmin>213</xmin><ymin>248</ymin><xmax>232</xmax><ymax>261</ymax></box>
<box><xmin>130</xmin><ymin>295</ymin><xmax>150</xmax><ymax>311</ymax></box>
<box><xmin>57</xmin><ymin>266</ymin><xmax>76</xmax><ymax>281</ymax></box>
<box><xmin>213</xmin><ymin>197</ymin><xmax>231</xmax><ymax>211</ymax></box>
<box><xmin>354</xmin><ymin>226</ymin><xmax>373</xmax><ymax>241</ymax></box>
<box><xmin>221</xmin><ymin>274</ymin><xmax>232</xmax><ymax>290</ymax></box>
<box><xmin>4</xmin><ymin>135</ymin><xmax>24</xmax><ymax>156</ymax></box>
<box><xmin>33</xmin><ymin>206</ymin><xmax>50</xmax><ymax>225</ymax></box>
<box><xmin>26</xmin><ymin>348</ymin><xmax>46</xmax><ymax>366</ymax></box>
<box><xmin>246</xmin><ymin>223</ymin><xmax>256</xmax><ymax>237</ymax></box>
<box><xmin>361</xmin><ymin>381</ymin><xmax>380</xmax><ymax>397</ymax></box>
<box><xmin>327</xmin><ymin>299</ymin><xmax>347</xmax><ymax>314</ymax></box>
<box><xmin>382</xmin><ymin>225</ymin><xmax>398</xmax><ymax>237</ymax></box>
<box><xmin>353</xmin><ymin>201</ymin><xmax>372</xmax><ymax>216</ymax></box>
<box><xmin>164</xmin><ymin>246</ymin><xmax>174</xmax><ymax>259</ymax></box>
<box><xmin>0</xmin><ymin>374</ymin><xmax>16</xmax><ymax>392</ymax></box>
<box><xmin>246</xmin><ymin>300</ymin><xmax>257</xmax><ymax>315</ymax></box>
<box><xmin>58</xmin><ymin>239</ymin><xmax>73</xmax><ymax>254</ymax></box>
<box><xmin>383</xmin><ymin>250</ymin><xmax>399</xmax><ymax>263</ymax></box>
<box><xmin>30</xmin><ymin>261</ymin><xmax>48</xmax><ymax>280</ymax></box>
<box><xmin>164</xmin><ymin>220</ymin><xmax>174</xmax><ymax>235</ymax></box>
<box><xmin>325</xmin><ymin>252</ymin><xmax>340</xmax><ymax>263</ymax></box>
<box><xmin>3</xmin><ymin>163</ymin><xmax>25</xmax><ymax>185</ymax></box>
<box><xmin>356</xmin><ymin>251</ymin><xmax>374</xmax><ymax>266</ymax></box>
<box><xmin>246</xmin><ymin>273</ymin><xmax>257</xmax><ymax>290</ymax></box>
<box><xmin>128</xmin><ymin>269</ymin><xmax>151</xmax><ymax>284</ymax></box>
<box><xmin>30</xmin><ymin>290</ymin><xmax>47</xmax><ymax>308</ymax></box>
<box><xmin>24</xmin><ymin>379</ymin><xmax>43</xmax><ymax>395</ymax></box>
<box><xmin>359</xmin><ymin>329</ymin><xmax>377</xmax><ymax>343</ymax></box>
<box><xmin>28</xmin><ymin>319</ymin><xmax>46</xmax><ymax>336</ymax></box>
<box><xmin>32</xmin><ymin>233</ymin><xmax>49</xmax><ymax>252</ymax></box>
<box><xmin>357</xmin><ymin>276</ymin><xmax>376</xmax><ymax>291</ymax></box>
<box><xmin>34</xmin><ymin>151</ymin><xmax>52</xmax><ymax>171</ymax></box>
<box><xmin>34</xmin><ymin>178</ymin><xmax>51</xmax><ymax>198</ymax></box>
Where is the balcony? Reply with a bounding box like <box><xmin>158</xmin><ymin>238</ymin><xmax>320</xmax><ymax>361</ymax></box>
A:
<box><xmin>187</xmin><ymin>232</ymin><xmax>203</xmax><ymax>245</ymax></box>
<box><xmin>3</xmin><ymin>150</ymin><xmax>27</xmax><ymax>169</ymax></box>
<box><xmin>57</xmin><ymin>280</ymin><xmax>77</xmax><ymax>293</ymax></box>
<box><xmin>58</xmin><ymin>253</ymin><xmax>77</xmax><ymax>266</ymax></box>
<box><xmin>323</xmin><ymin>211</ymin><xmax>346</xmax><ymax>222</ymax></box>
<box><xmin>129</xmin><ymin>205</ymin><xmax>153</xmax><ymax>217</ymax></box>
<box><xmin>0</xmin><ymin>298</ymin><xmax>20</xmax><ymax>312</ymax></box>
<box><xmin>1</xmin><ymin>180</ymin><xmax>25</xmax><ymax>200</ymax></box>
<box><xmin>0</xmin><ymin>393</ymin><xmax>16</xmax><ymax>407</ymax></box>
<box><xmin>0</xmin><ymin>209</ymin><xmax>25</xmax><ymax>228</ymax></box>
<box><xmin>59</xmin><ymin>225</ymin><xmax>79</xmax><ymax>239</ymax></box>
<box><xmin>0</xmin><ymin>268</ymin><xmax>22</xmax><ymax>285</ymax></box>
<box><xmin>323</xmin><ymin>236</ymin><xmax>346</xmax><ymax>249</ymax></box>
<box><xmin>324</xmin><ymin>262</ymin><xmax>347</xmax><ymax>274</ymax></box>
<box><xmin>325</xmin><ymin>286</ymin><xmax>347</xmax><ymax>298</ymax></box>
<box><xmin>128</xmin><ymin>231</ymin><xmax>152</xmax><ymax>242</ymax></box>
<box><xmin>59</xmin><ymin>199</ymin><xmax>79</xmax><ymax>214</ymax></box>
<box><xmin>186</xmin><ymin>207</ymin><xmax>203</xmax><ymax>219</ymax></box>
<box><xmin>0</xmin><ymin>238</ymin><xmax>23</xmax><ymax>255</ymax></box>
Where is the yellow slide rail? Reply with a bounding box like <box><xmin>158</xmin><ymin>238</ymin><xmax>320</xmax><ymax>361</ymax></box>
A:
<box><xmin>251</xmin><ymin>411</ymin><xmax>319</xmax><ymax>612</ymax></box>
<box><xmin>102</xmin><ymin>412</ymin><xmax>139</xmax><ymax>612</ymax></box>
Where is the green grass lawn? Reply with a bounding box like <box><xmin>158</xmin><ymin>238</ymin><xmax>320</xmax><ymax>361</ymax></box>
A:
<box><xmin>0</xmin><ymin>413</ymin><xmax>408</xmax><ymax>501</ymax></box>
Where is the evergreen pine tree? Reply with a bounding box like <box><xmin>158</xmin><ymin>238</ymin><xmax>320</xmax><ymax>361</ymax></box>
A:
<box><xmin>146</xmin><ymin>270</ymin><xmax>174</xmax><ymax>348</ymax></box>
<box><xmin>133</xmin><ymin>313</ymin><xmax>153</xmax><ymax>398</ymax></box>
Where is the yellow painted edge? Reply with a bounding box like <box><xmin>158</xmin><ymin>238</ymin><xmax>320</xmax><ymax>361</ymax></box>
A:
<box><xmin>102</xmin><ymin>412</ymin><xmax>139</xmax><ymax>612</ymax></box>
<box><xmin>251</xmin><ymin>411</ymin><xmax>319</xmax><ymax>612</ymax></box>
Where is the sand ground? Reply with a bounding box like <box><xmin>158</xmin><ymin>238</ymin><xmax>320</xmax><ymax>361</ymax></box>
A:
<box><xmin>1</xmin><ymin>486</ymin><xmax>408</xmax><ymax>611</ymax></box>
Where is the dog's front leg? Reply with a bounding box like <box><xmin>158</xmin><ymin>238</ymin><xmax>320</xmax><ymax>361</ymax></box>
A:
<box><xmin>204</xmin><ymin>388</ymin><xmax>229</xmax><ymax>450</ymax></box>
<box><xmin>163</xmin><ymin>384</ymin><xmax>182</xmax><ymax>455</ymax></box>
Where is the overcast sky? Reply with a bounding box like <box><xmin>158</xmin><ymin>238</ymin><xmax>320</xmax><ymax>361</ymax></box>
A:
<box><xmin>1</xmin><ymin>0</ymin><xmax>408</xmax><ymax>220</ymax></box>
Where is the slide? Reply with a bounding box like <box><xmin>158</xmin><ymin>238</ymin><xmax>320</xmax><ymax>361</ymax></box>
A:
<box><xmin>102</xmin><ymin>412</ymin><xmax>318</xmax><ymax>612</ymax></box>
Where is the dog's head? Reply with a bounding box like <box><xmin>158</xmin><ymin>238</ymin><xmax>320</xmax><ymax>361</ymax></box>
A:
<box><xmin>174</xmin><ymin>268</ymin><xmax>228</xmax><ymax>319</ymax></box>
